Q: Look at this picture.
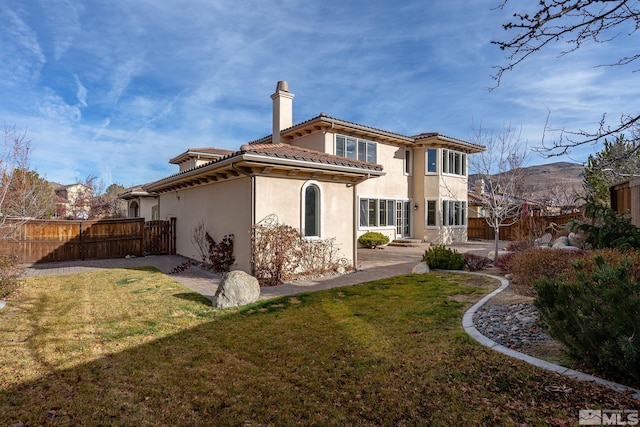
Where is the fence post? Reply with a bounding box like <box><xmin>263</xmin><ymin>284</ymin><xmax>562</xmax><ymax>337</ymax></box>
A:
<box><xmin>79</xmin><ymin>221</ymin><xmax>84</xmax><ymax>260</ymax></box>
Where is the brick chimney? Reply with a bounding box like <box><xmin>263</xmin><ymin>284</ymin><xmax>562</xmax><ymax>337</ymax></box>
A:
<box><xmin>271</xmin><ymin>81</ymin><xmax>294</xmax><ymax>144</ymax></box>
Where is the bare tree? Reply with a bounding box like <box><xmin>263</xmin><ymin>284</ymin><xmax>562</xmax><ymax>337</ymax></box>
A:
<box><xmin>90</xmin><ymin>183</ymin><xmax>127</xmax><ymax>219</ymax></box>
<box><xmin>492</xmin><ymin>0</ymin><xmax>640</xmax><ymax>156</ymax></box>
<box><xmin>469</xmin><ymin>123</ymin><xmax>529</xmax><ymax>257</ymax></box>
<box><xmin>0</xmin><ymin>126</ymin><xmax>55</xmax><ymax>239</ymax></box>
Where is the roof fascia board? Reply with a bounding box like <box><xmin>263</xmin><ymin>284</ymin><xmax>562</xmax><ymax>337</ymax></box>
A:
<box><xmin>282</xmin><ymin>116</ymin><xmax>414</xmax><ymax>145</ymax></box>
<box><xmin>145</xmin><ymin>153</ymin><xmax>384</xmax><ymax>192</ymax></box>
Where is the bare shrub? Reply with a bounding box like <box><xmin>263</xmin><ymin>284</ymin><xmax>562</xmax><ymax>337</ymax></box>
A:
<box><xmin>184</xmin><ymin>221</ymin><xmax>235</xmax><ymax>274</ymax></box>
<box><xmin>252</xmin><ymin>215</ymin><xmax>351</xmax><ymax>287</ymax></box>
<box><xmin>463</xmin><ymin>253</ymin><xmax>492</xmax><ymax>271</ymax></box>
<box><xmin>0</xmin><ymin>255</ymin><xmax>22</xmax><ymax>299</ymax></box>
<box><xmin>508</xmin><ymin>248</ymin><xmax>584</xmax><ymax>297</ymax></box>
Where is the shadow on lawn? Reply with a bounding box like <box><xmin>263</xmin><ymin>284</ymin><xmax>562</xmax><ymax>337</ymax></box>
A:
<box><xmin>172</xmin><ymin>292</ymin><xmax>212</xmax><ymax>306</ymax></box>
<box><xmin>1</xmin><ymin>283</ymin><xmax>638</xmax><ymax>426</ymax></box>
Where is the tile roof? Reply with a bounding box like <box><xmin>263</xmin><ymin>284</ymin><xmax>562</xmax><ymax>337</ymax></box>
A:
<box><xmin>240</xmin><ymin>143</ymin><xmax>383</xmax><ymax>171</ymax></box>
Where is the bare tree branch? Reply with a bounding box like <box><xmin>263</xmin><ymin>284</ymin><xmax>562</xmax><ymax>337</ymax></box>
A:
<box><xmin>493</xmin><ymin>1</ymin><xmax>640</xmax><ymax>156</ymax></box>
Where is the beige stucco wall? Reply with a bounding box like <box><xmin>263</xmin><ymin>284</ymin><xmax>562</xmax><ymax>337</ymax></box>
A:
<box><xmin>128</xmin><ymin>197</ymin><xmax>158</xmax><ymax>221</ymax></box>
<box><xmin>253</xmin><ymin>175</ymin><xmax>356</xmax><ymax>267</ymax></box>
<box><xmin>159</xmin><ymin>178</ymin><xmax>253</xmax><ymax>272</ymax></box>
<box><xmin>285</xmin><ymin>132</ymin><xmax>326</xmax><ymax>152</ymax></box>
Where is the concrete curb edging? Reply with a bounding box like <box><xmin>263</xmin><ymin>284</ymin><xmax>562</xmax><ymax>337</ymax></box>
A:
<box><xmin>459</xmin><ymin>271</ymin><xmax>640</xmax><ymax>400</ymax></box>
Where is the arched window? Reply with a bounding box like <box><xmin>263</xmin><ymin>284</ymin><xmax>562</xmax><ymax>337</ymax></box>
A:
<box><xmin>302</xmin><ymin>182</ymin><xmax>321</xmax><ymax>238</ymax></box>
<box><xmin>129</xmin><ymin>201</ymin><xmax>140</xmax><ymax>218</ymax></box>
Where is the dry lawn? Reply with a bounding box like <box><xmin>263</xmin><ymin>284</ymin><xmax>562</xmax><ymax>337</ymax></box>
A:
<box><xmin>0</xmin><ymin>268</ymin><xmax>637</xmax><ymax>426</ymax></box>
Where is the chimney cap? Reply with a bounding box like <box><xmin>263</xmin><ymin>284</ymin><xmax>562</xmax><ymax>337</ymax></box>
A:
<box><xmin>276</xmin><ymin>81</ymin><xmax>289</xmax><ymax>92</ymax></box>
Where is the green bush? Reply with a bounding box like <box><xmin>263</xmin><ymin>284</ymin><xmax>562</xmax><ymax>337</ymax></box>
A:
<box><xmin>358</xmin><ymin>232</ymin><xmax>389</xmax><ymax>248</ymax></box>
<box><xmin>534</xmin><ymin>254</ymin><xmax>640</xmax><ymax>383</ymax></box>
<box><xmin>0</xmin><ymin>255</ymin><xmax>22</xmax><ymax>299</ymax></box>
<box><xmin>422</xmin><ymin>245</ymin><xmax>465</xmax><ymax>270</ymax></box>
<box><xmin>570</xmin><ymin>196</ymin><xmax>640</xmax><ymax>250</ymax></box>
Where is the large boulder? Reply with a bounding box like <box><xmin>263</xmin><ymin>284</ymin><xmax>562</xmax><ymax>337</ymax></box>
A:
<box><xmin>411</xmin><ymin>262</ymin><xmax>430</xmax><ymax>274</ymax></box>
<box><xmin>212</xmin><ymin>270</ymin><xmax>260</xmax><ymax>309</ymax></box>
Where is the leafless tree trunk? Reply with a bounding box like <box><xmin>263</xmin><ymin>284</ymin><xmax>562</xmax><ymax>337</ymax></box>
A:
<box><xmin>469</xmin><ymin>123</ymin><xmax>529</xmax><ymax>257</ymax></box>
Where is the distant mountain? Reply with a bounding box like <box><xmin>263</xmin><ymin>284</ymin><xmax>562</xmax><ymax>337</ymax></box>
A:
<box><xmin>470</xmin><ymin>161</ymin><xmax>585</xmax><ymax>204</ymax></box>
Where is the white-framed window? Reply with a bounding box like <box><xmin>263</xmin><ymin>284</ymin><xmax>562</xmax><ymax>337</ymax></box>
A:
<box><xmin>442</xmin><ymin>149</ymin><xmax>466</xmax><ymax>176</ymax></box>
<box><xmin>359</xmin><ymin>198</ymin><xmax>396</xmax><ymax>228</ymax></box>
<box><xmin>404</xmin><ymin>149</ymin><xmax>413</xmax><ymax>176</ymax></box>
<box><xmin>302</xmin><ymin>181</ymin><xmax>322</xmax><ymax>238</ymax></box>
<box><xmin>426</xmin><ymin>200</ymin><xmax>437</xmax><ymax>226</ymax></box>
<box><xmin>442</xmin><ymin>200</ymin><xmax>467</xmax><ymax>227</ymax></box>
<box><xmin>426</xmin><ymin>148</ymin><xmax>437</xmax><ymax>174</ymax></box>
<box><xmin>336</xmin><ymin>135</ymin><xmax>377</xmax><ymax>163</ymax></box>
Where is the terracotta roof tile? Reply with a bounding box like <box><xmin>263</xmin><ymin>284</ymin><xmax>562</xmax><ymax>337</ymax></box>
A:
<box><xmin>239</xmin><ymin>143</ymin><xmax>383</xmax><ymax>171</ymax></box>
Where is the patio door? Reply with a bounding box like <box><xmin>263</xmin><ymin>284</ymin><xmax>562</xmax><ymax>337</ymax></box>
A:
<box><xmin>395</xmin><ymin>200</ymin><xmax>411</xmax><ymax>238</ymax></box>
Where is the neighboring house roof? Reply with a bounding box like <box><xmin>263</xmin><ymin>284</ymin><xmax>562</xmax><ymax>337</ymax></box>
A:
<box><xmin>169</xmin><ymin>147</ymin><xmax>236</xmax><ymax>165</ymax></box>
<box><xmin>249</xmin><ymin>113</ymin><xmax>485</xmax><ymax>153</ymax></box>
<box><xmin>144</xmin><ymin>143</ymin><xmax>384</xmax><ymax>193</ymax></box>
<box><xmin>118</xmin><ymin>186</ymin><xmax>158</xmax><ymax>200</ymax></box>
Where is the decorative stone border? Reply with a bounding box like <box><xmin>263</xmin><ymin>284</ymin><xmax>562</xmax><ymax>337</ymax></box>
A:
<box><xmin>460</xmin><ymin>271</ymin><xmax>640</xmax><ymax>400</ymax></box>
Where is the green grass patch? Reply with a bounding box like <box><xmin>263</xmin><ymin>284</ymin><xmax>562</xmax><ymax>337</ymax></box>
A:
<box><xmin>0</xmin><ymin>269</ymin><xmax>636</xmax><ymax>425</ymax></box>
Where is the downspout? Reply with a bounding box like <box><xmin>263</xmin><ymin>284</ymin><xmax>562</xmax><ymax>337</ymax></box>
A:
<box><xmin>353</xmin><ymin>182</ymin><xmax>358</xmax><ymax>271</ymax></box>
<box><xmin>231</xmin><ymin>162</ymin><xmax>255</xmax><ymax>274</ymax></box>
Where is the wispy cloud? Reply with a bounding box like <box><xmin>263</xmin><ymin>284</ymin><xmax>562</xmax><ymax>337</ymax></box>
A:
<box><xmin>1</xmin><ymin>0</ymin><xmax>639</xmax><ymax>187</ymax></box>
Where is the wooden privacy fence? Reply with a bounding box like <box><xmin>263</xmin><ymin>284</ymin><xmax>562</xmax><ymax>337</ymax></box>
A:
<box><xmin>467</xmin><ymin>212</ymin><xmax>583</xmax><ymax>241</ymax></box>
<box><xmin>0</xmin><ymin>218</ymin><xmax>175</xmax><ymax>263</ymax></box>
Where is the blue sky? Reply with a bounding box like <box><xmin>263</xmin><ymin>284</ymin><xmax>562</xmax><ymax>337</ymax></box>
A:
<box><xmin>2</xmin><ymin>0</ymin><xmax>639</xmax><ymax>188</ymax></box>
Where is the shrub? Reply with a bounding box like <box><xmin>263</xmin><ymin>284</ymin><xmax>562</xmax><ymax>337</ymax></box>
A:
<box><xmin>463</xmin><ymin>253</ymin><xmax>492</xmax><ymax>271</ymax></box>
<box><xmin>507</xmin><ymin>248</ymin><xmax>584</xmax><ymax>296</ymax></box>
<box><xmin>493</xmin><ymin>252</ymin><xmax>516</xmax><ymax>272</ymax></box>
<box><xmin>0</xmin><ymin>255</ymin><xmax>22</xmax><ymax>299</ymax></box>
<box><xmin>535</xmin><ymin>255</ymin><xmax>640</xmax><ymax>383</ymax></box>
<box><xmin>505</xmin><ymin>237</ymin><xmax>536</xmax><ymax>253</ymax></box>
<box><xmin>422</xmin><ymin>245</ymin><xmax>465</xmax><ymax>270</ymax></box>
<box><xmin>358</xmin><ymin>232</ymin><xmax>390</xmax><ymax>248</ymax></box>
<box><xmin>570</xmin><ymin>196</ymin><xmax>640</xmax><ymax>250</ymax></box>
<box><xmin>252</xmin><ymin>215</ymin><xmax>349</xmax><ymax>286</ymax></box>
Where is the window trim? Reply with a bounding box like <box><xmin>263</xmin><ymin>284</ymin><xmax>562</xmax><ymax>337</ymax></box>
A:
<box><xmin>442</xmin><ymin>199</ymin><xmax>468</xmax><ymax>227</ymax></box>
<box><xmin>301</xmin><ymin>181</ymin><xmax>322</xmax><ymax>239</ymax></box>
<box><xmin>404</xmin><ymin>149</ymin><xmax>413</xmax><ymax>176</ymax></box>
<box><xmin>441</xmin><ymin>148</ymin><xmax>467</xmax><ymax>177</ymax></box>
<box><xmin>335</xmin><ymin>134</ymin><xmax>377</xmax><ymax>164</ymax></box>
<box><xmin>426</xmin><ymin>148</ymin><xmax>438</xmax><ymax>174</ymax></box>
<box><xmin>359</xmin><ymin>197</ymin><xmax>402</xmax><ymax>229</ymax></box>
<box><xmin>425</xmin><ymin>199</ymin><xmax>437</xmax><ymax>227</ymax></box>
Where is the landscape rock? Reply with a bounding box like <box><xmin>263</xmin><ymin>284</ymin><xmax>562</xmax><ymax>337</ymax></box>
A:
<box><xmin>411</xmin><ymin>262</ymin><xmax>430</xmax><ymax>274</ymax></box>
<box><xmin>567</xmin><ymin>232</ymin><xmax>584</xmax><ymax>248</ymax></box>
<box><xmin>536</xmin><ymin>233</ymin><xmax>553</xmax><ymax>247</ymax></box>
<box><xmin>212</xmin><ymin>270</ymin><xmax>260</xmax><ymax>309</ymax></box>
<box><xmin>552</xmin><ymin>236</ymin><xmax>569</xmax><ymax>248</ymax></box>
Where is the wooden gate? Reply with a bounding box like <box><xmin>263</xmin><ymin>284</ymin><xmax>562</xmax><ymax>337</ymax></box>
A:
<box><xmin>144</xmin><ymin>218</ymin><xmax>176</xmax><ymax>255</ymax></box>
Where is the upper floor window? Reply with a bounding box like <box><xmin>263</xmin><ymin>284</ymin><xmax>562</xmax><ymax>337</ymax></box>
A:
<box><xmin>442</xmin><ymin>149</ymin><xmax>466</xmax><ymax>176</ymax></box>
<box><xmin>404</xmin><ymin>149</ymin><xmax>412</xmax><ymax>176</ymax></box>
<box><xmin>426</xmin><ymin>149</ymin><xmax>437</xmax><ymax>174</ymax></box>
<box><xmin>336</xmin><ymin>135</ymin><xmax>377</xmax><ymax>163</ymax></box>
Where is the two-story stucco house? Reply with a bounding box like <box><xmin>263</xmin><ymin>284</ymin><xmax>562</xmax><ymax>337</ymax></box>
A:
<box><xmin>144</xmin><ymin>81</ymin><xmax>484</xmax><ymax>274</ymax></box>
